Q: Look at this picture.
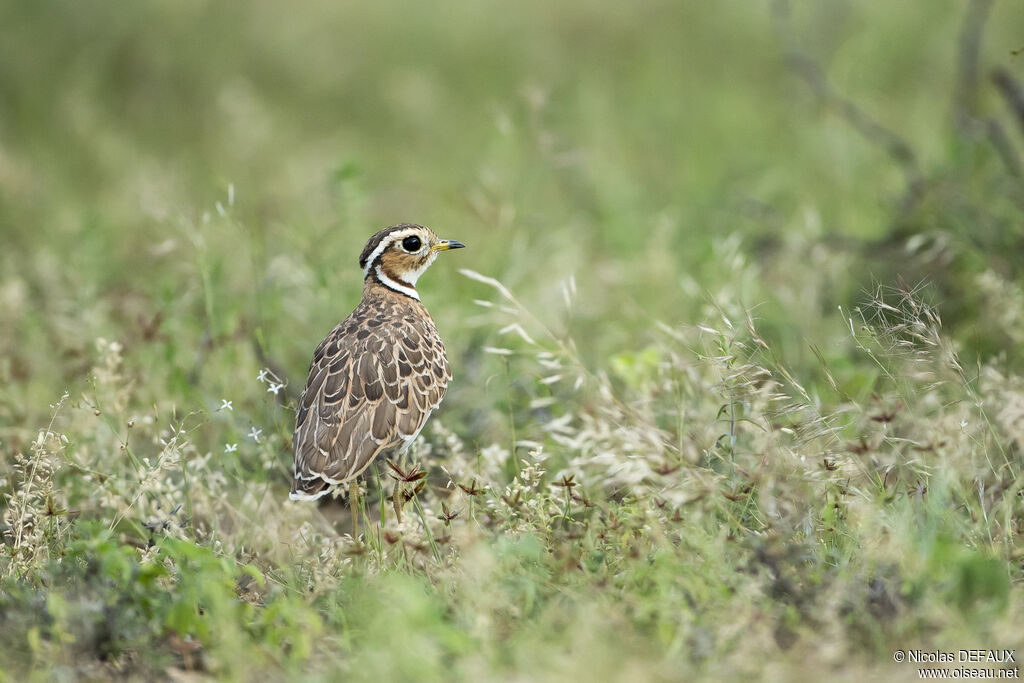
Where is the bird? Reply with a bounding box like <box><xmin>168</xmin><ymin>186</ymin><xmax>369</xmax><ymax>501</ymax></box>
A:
<box><xmin>289</xmin><ymin>223</ymin><xmax>465</xmax><ymax>537</ymax></box>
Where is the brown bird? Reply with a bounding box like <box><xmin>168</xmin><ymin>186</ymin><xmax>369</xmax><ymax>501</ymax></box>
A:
<box><xmin>289</xmin><ymin>224</ymin><xmax>465</xmax><ymax>536</ymax></box>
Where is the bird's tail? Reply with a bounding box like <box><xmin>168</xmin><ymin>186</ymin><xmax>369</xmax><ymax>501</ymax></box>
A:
<box><xmin>289</xmin><ymin>475</ymin><xmax>333</xmax><ymax>501</ymax></box>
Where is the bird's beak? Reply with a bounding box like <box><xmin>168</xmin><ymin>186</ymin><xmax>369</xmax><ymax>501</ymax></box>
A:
<box><xmin>432</xmin><ymin>239</ymin><xmax>466</xmax><ymax>252</ymax></box>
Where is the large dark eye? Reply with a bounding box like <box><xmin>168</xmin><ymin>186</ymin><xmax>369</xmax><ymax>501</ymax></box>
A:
<box><xmin>402</xmin><ymin>235</ymin><xmax>422</xmax><ymax>252</ymax></box>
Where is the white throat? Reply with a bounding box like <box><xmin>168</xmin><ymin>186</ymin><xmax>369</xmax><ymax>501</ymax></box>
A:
<box><xmin>400</xmin><ymin>251</ymin><xmax>437</xmax><ymax>285</ymax></box>
<box><xmin>375</xmin><ymin>265</ymin><xmax>420</xmax><ymax>301</ymax></box>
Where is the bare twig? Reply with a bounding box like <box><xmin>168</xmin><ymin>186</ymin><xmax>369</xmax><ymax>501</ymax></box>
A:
<box><xmin>951</xmin><ymin>0</ymin><xmax>1023</xmax><ymax>178</ymax></box>
<box><xmin>992</xmin><ymin>67</ymin><xmax>1024</xmax><ymax>138</ymax></box>
<box><xmin>953</xmin><ymin>0</ymin><xmax>994</xmax><ymax>131</ymax></box>
<box><xmin>771</xmin><ymin>0</ymin><xmax>924</xmax><ymax>212</ymax></box>
<box><xmin>778</xmin><ymin>53</ymin><xmax>924</xmax><ymax>210</ymax></box>
<box><xmin>981</xmin><ymin>117</ymin><xmax>1023</xmax><ymax>176</ymax></box>
<box><xmin>785</xmin><ymin>53</ymin><xmax>922</xmax><ymax>176</ymax></box>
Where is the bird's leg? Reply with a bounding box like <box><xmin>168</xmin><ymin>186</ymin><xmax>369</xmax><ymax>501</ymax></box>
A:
<box><xmin>350</xmin><ymin>480</ymin><xmax>360</xmax><ymax>539</ymax></box>
<box><xmin>392</xmin><ymin>481</ymin><xmax>403</xmax><ymax>524</ymax></box>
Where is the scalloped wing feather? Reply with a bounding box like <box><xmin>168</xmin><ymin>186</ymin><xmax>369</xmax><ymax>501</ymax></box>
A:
<box><xmin>291</xmin><ymin>294</ymin><xmax>450</xmax><ymax>500</ymax></box>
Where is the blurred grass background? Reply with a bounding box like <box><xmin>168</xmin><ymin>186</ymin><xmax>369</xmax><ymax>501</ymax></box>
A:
<box><xmin>2</xmin><ymin>0</ymin><xmax>1024</xmax><ymax>679</ymax></box>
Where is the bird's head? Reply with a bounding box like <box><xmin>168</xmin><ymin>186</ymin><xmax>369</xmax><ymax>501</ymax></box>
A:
<box><xmin>359</xmin><ymin>224</ymin><xmax>465</xmax><ymax>299</ymax></box>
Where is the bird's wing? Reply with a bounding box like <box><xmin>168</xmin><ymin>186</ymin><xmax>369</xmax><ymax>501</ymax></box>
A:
<box><xmin>291</xmin><ymin>310</ymin><xmax>450</xmax><ymax>500</ymax></box>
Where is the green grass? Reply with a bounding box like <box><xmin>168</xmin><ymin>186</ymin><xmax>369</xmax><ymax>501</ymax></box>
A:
<box><xmin>2</xmin><ymin>0</ymin><xmax>1024</xmax><ymax>679</ymax></box>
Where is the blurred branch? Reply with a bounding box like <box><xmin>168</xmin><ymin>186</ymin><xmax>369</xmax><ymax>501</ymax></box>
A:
<box><xmin>771</xmin><ymin>0</ymin><xmax>924</xmax><ymax>212</ymax></box>
<box><xmin>774</xmin><ymin>0</ymin><xmax>1022</xmax><ymax>195</ymax></box>
<box><xmin>784</xmin><ymin>53</ymin><xmax>922</xmax><ymax>180</ymax></box>
<box><xmin>981</xmin><ymin>117</ymin><xmax>1023</xmax><ymax>176</ymax></box>
<box><xmin>953</xmin><ymin>0</ymin><xmax>1022</xmax><ymax>178</ymax></box>
<box><xmin>992</xmin><ymin>67</ymin><xmax>1024</xmax><ymax>137</ymax></box>
<box><xmin>953</xmin><ymin>0</ymin><xmax>994</xmax><ymax>131</ymax></box>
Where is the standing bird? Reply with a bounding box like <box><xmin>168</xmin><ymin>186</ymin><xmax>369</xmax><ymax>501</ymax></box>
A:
<box><xmin>289</xmin><ymin>224</ymin><xmax>465</xmax><ymax>537</ymax></box>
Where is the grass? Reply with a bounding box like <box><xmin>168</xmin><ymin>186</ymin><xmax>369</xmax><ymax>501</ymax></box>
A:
<box><xmin>2</xmin><ymin>0</ymin><xmax>1024</xmax><ymax>679</ymax></box>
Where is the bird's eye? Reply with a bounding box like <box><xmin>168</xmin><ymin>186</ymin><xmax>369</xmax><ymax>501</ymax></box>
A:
<box><xmin>401</xmin><ymin>236</ymin><xmax>422</xmax><ymax>252</ymax></box>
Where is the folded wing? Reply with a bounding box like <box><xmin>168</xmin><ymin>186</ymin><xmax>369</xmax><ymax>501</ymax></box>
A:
<box><xmin>290</xmin><ymin>310</ymin><xmax>450</xmax><ymax>501</ymax></box>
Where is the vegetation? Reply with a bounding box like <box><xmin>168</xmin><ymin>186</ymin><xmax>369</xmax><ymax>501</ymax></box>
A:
<box><xmin>2</xmin><ymin>0</ymin><xmax>1024</xmax><ymax>679</ymax></box>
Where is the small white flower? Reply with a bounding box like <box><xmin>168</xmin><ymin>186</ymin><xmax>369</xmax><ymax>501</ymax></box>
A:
<box><xmin>248</xmin><ymin>427</ymin><xmax>262</xmax><ymax>442</ymax></box>
<box><xmin>267</xmin><ymin>382</ymin><xmax>284</xmax><ymax>395</ymax></box>
<box><xmin>219</xmin><ymin>399</ymin><xmax>233</xmax><ymax>411</ymax></box>
<box><xmin>224</xmin><ymin>443</ymin><xmax>238</xmax><ymax>453</ymax></box>
<box><xmin>257</xmin><ymin>369</ymin><xmax>269</xmax><ymax>383</ymax></box>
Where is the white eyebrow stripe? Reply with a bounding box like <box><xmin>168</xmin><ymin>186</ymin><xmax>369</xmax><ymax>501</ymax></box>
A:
<box><xmin>361</xmin><ymin>228</ymin><xmax>423</xmax><ymax>276</ymax></box>
<box><xmin>375</xmin><ymin>265</ymin><xmax>421</xmax><ymax>301</ymax></box>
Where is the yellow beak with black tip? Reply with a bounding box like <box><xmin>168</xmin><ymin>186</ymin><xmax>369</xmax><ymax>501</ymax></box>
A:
<box><xmin>432</xmin><ymin>239</ymin><xmax>466</xmax><ymax>252</ymax></box>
